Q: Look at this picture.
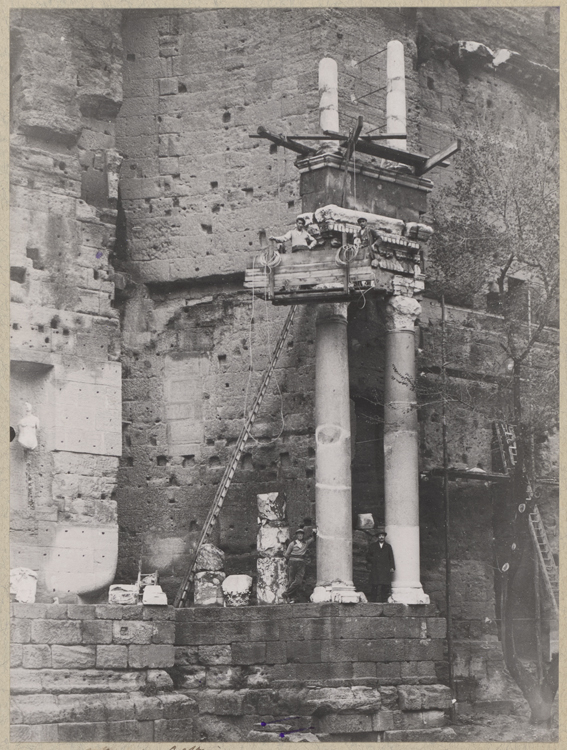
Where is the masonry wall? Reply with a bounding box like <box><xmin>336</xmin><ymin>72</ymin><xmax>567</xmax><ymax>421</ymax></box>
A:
<box><xmin>10</xmin><ymin>10</ymin><xmax>125</xmax><ymax>601</ymax></box>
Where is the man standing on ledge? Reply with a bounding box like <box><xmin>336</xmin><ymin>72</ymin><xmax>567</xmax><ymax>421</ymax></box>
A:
<box><xmin>270</xmin><ymin>216</ymin><xmax>317</xmax><ymax>253</ymax></box>
<box><xmin>283</xmin><ymin>527</ymin><xmax>316</xmax><ymax>603</ymax></box>
<box><xmin>366</xmin><ymin>526</ymin><xmax>395</xmax><ymax>602</ymax></box>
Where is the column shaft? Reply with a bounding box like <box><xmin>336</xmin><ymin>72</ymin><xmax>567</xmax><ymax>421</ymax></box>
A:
<box><xmin>384</xmin><ymin>295</ymin><xmax>429</xmax><ymax>603</ymax></box>
<box><xmin>315</xmin><ymin>303</ymin><xmax>352</xmax><ymax>587</ymax></box>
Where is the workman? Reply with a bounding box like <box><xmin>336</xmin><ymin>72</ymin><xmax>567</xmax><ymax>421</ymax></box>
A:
<box><xmin>356</xmin><ymin>217</ymin><xmax>380</xmax><ymax>265</ymax></box>
<box><xmin>366</xmin><ymin>526</ymin><xmax>395</xmax><ymax>602</ymax></box>
<box><xmin>283</xmin><ymin>527</ymin><xmax>317</xmax><ymax>603</ymax></box>
<box><xmin>270</xmin><ymin>217</ymin><xmax>317</xmax><ymax>253</ymax></box>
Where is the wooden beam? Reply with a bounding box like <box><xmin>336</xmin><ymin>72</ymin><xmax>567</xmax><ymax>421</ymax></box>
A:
<box><xmin>286</xmin><ymin>133</ymin><xmax>407</xmax><ymax>141</ymax></box>
<box><xmin>414</xmin><ymin>139</ymin><xmax>461</xmax><ymax>176</ymax></box>
<box><xmin>249</xmin><ymin>126</ymin><xmax>316</xmax><ymax>156</ymax></box>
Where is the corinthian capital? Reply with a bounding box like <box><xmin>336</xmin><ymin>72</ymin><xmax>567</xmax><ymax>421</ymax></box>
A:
<box><xmin>385</xmin><ymin>295</ymin><xmax>421</xmax><ymax>331</ymax></box>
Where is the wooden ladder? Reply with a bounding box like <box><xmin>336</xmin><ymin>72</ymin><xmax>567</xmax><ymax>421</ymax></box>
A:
<box><xmin>528</xmin><ymin>504</ymin><xmax>559</xmax><ymax>617</ymax></box>
<box><xmin>493</xmin><ymin>420</ymin><xmax>517</xmax><ymax>472</ymax></box>
<box><xmin>173</xmin><ymin>304</ymin><xmax>297</xmax><ymax>608</ymax></box>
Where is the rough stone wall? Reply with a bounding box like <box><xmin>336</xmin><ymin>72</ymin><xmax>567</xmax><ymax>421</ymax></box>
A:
<box><xmin>116</xmin><ymin>283</ymin><xmax>317</xmax><ymax>599</ymax></box>
<box><xmin>10</xmin><ymin>10</ymin><xmax>124</xmax><ymax>600</ymax></box>
<box><xmin>9</xmin><ymin>602</ymin><xmax>196</xmax><ymax>743</ymax></box>
<box><xmin>174</xmin><ymin>602</ymin><xmax>453</xmax><ymax>742</ymax></box>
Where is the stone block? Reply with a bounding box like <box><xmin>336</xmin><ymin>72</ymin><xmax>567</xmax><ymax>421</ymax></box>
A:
<box><xmin>398</xmin><ymin>685</ymin><xmax>422</xmax><ymax>711</ymax></box>
<box><xmin>421</xmin><ymin>684</ymin><xmax>453</xmax><ymax>710</ymax></box>
<box><xmin>154</xmin><ymin>718</ymin><xmax>195</xmax><ymax>742</ymax></box>
<box><xmin>406</xmin><ymin>639</ymin><xmax>444</xmax><ymax>661</ymax></box>
<box><xmin>11</xmin><ymin>619</ymin><xmax>31</xmax><ymax>643</ymax></box>
<box><xmin>375</xmin><ymin>662</ymin><xmax>401</xmax><ymax>680</ymax></box>
<box><xmin>372</xmin><ymin>709</ymin><xmax>395</xmax><ymax>731</ymax></box>
<box><xmin>353</xmin><ymin>662</ymin><xmax>377</xmax><ymax>678</ymax></box>
<box><xmin>31</xmin><ymin>620</ymin><xmax>82</xmax><ymax>645</ymax></box>
<box><xmin>318</xmin><ymin>712</ymin><xmax>373</xmax><ymax>734</ymax></box>
<box><xmin>147</xmin><ymin>669</ymin><xmax>174</xmax><ymax>691</ymax></box>
<box><xmin>321</xmin><ymin>639</ymin><xmax>358</xmax><ymax>662</ymax></box>
<box><xmin>22</xmin><ymin>644</ymin><xmax>52</xmax><ymax>669</ymax></box>
<box><xmin>426</xmin><ymin>618</ymin><xmax>447</xmax><ymax>638</ymax></box>
<box><xmin>257</xmin><ymin>491</ymin><xmax>287</xmax><ymax>521</ymax></box>
<box><xmin>45</xmin><ymin>603</ymin><xmax>71</xmax><ymax>619</ymax></box>
<box><xmin>112</xmin><ymin>620</ymin><xmax>153</xmax><ymax>644</ymax></box>
<box><xmin>143</xmin><ymin>605</ymin><xmax>176</xmax><ymax>620</ymax></box>
<box><xmin>380</xmin><ymin>685</ymin><xmax>399</xmax><ymax>709</ymax></box>
<box><xmin>151</xmin><ymin>621</ymin><xmax>176</xmax><ymax>643</ymax></box>
<box><xmin>179</xmin><ymin>666</ymin><xmax>207</xmax><ymax>689</ymax></box>
<box><xmin>158</xmin><ymin>692</ymin><xmax>198</xmax><ymax>718</ymax></box>
<box><xmin>383</xmin><ymin>727</ymin><xmax>457</xmax><ymax>741</ymax></box>
<box><xmin>214</xmin><ymin>690</ymin><xmax>246</xmax><ymax>715</ymax></box>
<box><xmin>132</xmin><ymin>694</ymin><xmax>163</xmax><ymax>721</ymax></box>
<box><xmin>195</xmin><ymin>543</ymin><xmax>225</xmax><ymax>571</ymax></box>
<box><xmin>51</xmin><ymin>645</ymin><xmax>96</xmax><ymax>669</ymax></box>
<box><xmin>232</xmin><ymin>642</ymin><xmax>266</xmax><ymax>665</ymax></box>
<box><xmin>245</xmin><ymin>665</ymin><xmax>271</xmax><ymax>688</ymax></box>
<box><xmin>194</xmin><ymin>571</ymin><xmax>225</xmax><ymax>606</ymax></box>
<box><xmin>82</xmin><ymin>619</ymin><xmax>113</xmax><ymax>644</ymax></box>
<box><xmin>175</xmin><ymin>645</ymin><xmax>199</xmax><ymax>665</ymax></box>
<box><xmin>11</xmin><ymin>603</ymin><xmax>47</xmax><ymax>619</ymax></box>
<box><xmin>10</xmin><ymin>669</ymin><xmax>44</xmax><ymax>694</ymax></box>
<box><xmin>57</xmin><ymin>722</ymin><xmax>109</xmax><ymax>742</ymax></box>
<box><xmin>257</xmin><ymin>524</ymin><xmax>289</xmax><ymax>557</ymax></box>
<box><xmin>97</xmin><ymin>693</ymin><xmax>136</xmax><ymax>721</ymax></box>
<box><xmin>265</xmin><ymin>640</ymin><xmax>287</xmax><ymax>664</ymax></box>
<box><xmin>256</xmin><ymin>557</ymin><xmax>287</xmax><ymax>604</ymax></box>
<box><xmin>303</xmin><ymin>686</ymin><xmax>381</xmax><ymax>713</ymax></box>
<box><xmin>11</xmin><ymin>724</ymin><xmax>59</xmax><ymax>742</ymax></box>
<box><xmin>55</xmin><ymin>693</ymin><xmax>106</xmax><ymax>723</ymax></box>
<box><xmin>11</xmin><ymin>694</ymin><xmax>58</xmax><ymax>724</ymax></box>
<box><xmin>40</xmin><ymin>668</ymin><xmax>145</xmax><ymax>694</ymax></box>
<box><xmin>108</xmin><ymin>719</ymin><xmax>154</xmax><ymax>742</ymax></box>
<box><xmin>67</xmin><ymin>604</ymin><xmax>96</xmax><ymax>619</ymax></box>
<box><xmin>96</xmin><ymin>645</ymin><xmax>128</xmax><ymax>668</ymax></box>
<box><xmin>128</xmin><ymin>644</ymin><xmax>175</xmax><ymax>668</ymax></box>
<box><xmin>198</xmin><ymin>645</ymin><xmax>232</xmax><ymax>665</ymax></box>
<box><xmin>11</xmin><ymin>644</ymin><xmax>23</xmax><ymax>667</ymax></box>
<box><xmin>206</xmin><ymin>665</ymin><xmax>243</xmax><ymax>688</ymax></box>
<box><xmin>287</xmin><ymin>639</ymin><xmax>322</xmax><ymax>663</ymax></box>
<box><xmin>95</xmin><ymin>604</ymin><xmax>126</xmax><ymax>619</ymax></box>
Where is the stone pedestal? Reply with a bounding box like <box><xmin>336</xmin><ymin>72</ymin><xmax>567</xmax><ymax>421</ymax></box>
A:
<box><xmin>257</xmin><ymin>558</ymin><xmax>287</xmax><ymax>604</ymax></box>
<box><xmin>222</xmin><ymin>574</ymin><xmax>253</xmax><ymax>607</ymax></box>
<box><xmin>256</xmin><ymin>492</ymin><xmax>288</xmax><ymax>604</ymax></box>
<box><xmin>194</xmin><ymin>571</ymin><xmax>226</xmax><ymax>606</ymax></box>
<box><xmin>313</xmin><ymin>303</ymin><xmax>364</xmax><ymax>603</ymax></box>
<box><xmin>384</xmin><ymin>295</ymin><xmax>429</xmax><ymax>604</ymax></box>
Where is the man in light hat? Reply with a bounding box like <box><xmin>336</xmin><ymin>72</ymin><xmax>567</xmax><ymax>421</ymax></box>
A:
<box><xmin>283</xmin><ymin>526</ymin><xmax>316</xmax><ymax>603</ymax></box>
<box><xmin>366</xmin><ymin>526</ymin><xmax>395</xmax><ymax>602</ymax></box>
<box><xmin>356</xmin><ymin>216</ymin><xmax>380</xmax><ymax>265</ymax></box>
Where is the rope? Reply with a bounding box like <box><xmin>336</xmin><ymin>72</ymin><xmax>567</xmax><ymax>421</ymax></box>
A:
<box><xmin>335</xmin><ymin>243</ymin><xmax>360</xmax><ymax>266</ymax></box>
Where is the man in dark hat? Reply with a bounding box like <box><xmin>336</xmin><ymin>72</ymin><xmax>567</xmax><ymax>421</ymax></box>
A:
<box><xmin>366</xmin><ymin>526</ymin><xmax>395</xmax><ymax>602</ymax></box>
<box><xmin>283</xmin><ymin>527</ymin><xmax>316</xmax><ymax>603</ymax></box>
<box><xmin>356</xmin><ymin>216</ymin><xmax>380</xmax><ymax>265</ymax></box>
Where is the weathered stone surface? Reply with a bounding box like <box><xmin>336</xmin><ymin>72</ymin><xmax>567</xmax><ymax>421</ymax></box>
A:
<box><xmin>257</xmin><ymin>524</ymin><xmax>290</xmax><ymax>558</ymax></box>
<box><xmin>398</xmin><ymin>685</ymin><xmax>422</xmax><ymax>711</ymax></box>
<box><xmin>256</xmin><ymin>557</ymin><xmax>287</xmax><ymax>604</ymax></box>
<box><xmin>128</xmin><ymin>644</ymin><xmax>175</xmax><ymax>668</ymax></box>
<box><xmin>198</xmin><ymin>645</ymin><xmax>232</xmax><ymax>665</ymax></box>
<box><xmin>384</xmin><ymin>727</ymin><xmax>457</xmax><ymax>741</ymax></box>
<box><xmin>257</xmin><ymin>492</ymin><xmax>287</xmax><ymax>522</ymax></box>
<box><xmin>194</xmin><ymin>570</ymin><xmax>225</xmax><ymax>606</ymax></box>
<box><xmin>22</xmin><ymin>644</ymin><xmax>52</xmax><ymax>669</ymax></box>
<box><xmin>112</xmin><ymin>620</ymin><xmax>153</xmax><ymax>644</ymax></box>
<box><xmin>318</xmin><ymin>712</ymin><xmax>373</xmax><ymax>734</ymax></box>
<box><xmin>222</xmin><ymin>575</ymin><xmax>253</xmax><ymax>607</ymax></box>
<box><xmin>51</xmin><ymin>645</ymin><xmax>96</xmax><ymax>669</ymax></box>
<box><xmin>302</xmin><ymin>686</ymin><xmax>381</xmax><ymax>713</ymax></box>
<box><xmin>96</xmin><ymin>645</ymin><xmax>128</xmax><ymax>668</ymax></box>
<box><xmin>195</xmin><ymin>543</ymin><xmax>225</xmax><ymax>572</ymax></box>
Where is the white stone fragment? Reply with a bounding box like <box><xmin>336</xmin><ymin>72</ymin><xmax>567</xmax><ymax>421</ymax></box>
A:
<box><xmin>108</xmin><ymin>584</ymin><xmax>138</xmax><ymax>605</ymax></box>
<box><xmin>257</xmin><ymin>492</ymin><xmax>287</xmax><ymax>522</ymax></box>
<box><xmin>257</xmin><ymin>525</ymin><xmax>289</xmax><ymax>557</ymax></box>
<box><xmin>222</xmin><ymin>574</ymin><xmax>253</xmax><ymax>607</ymax></box>
<box><xmin>256</xmin><ymin>557</ymin><xmax>287</xmax><ymax>604</ymax></box>
<box><xmin>195</xmin><ymin>543</ymin><xmax>225</xmax><ymax>572</ymax></box>
<box><xmin>194</xmin><ymin>570</ymin><xmax>226</xmax><ymax>607</ymax></box>
<box><xmin>356</xmin><ymin>514</ymin><xmax>375</xmax><ymax>530</ymax></box>
<box><xmin>142</xmin><ymin>585</ymin><xmax>168</xmax><ymax>605</ymax></box>
<box><xmin>10</xmin><ymin>568</ymin><xmax>38</xmax><ymax>603</ymax></box>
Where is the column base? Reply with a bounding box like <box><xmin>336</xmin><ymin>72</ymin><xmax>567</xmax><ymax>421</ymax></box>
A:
<box><xmin>311</xmin><ymin>582</ymin><xmax>367</xmax><ymax>604</ymax></box>
<box><xmin>389</xmin><ymin>586</ymin><xmax>430</xmax><ymax>604</ymax></box>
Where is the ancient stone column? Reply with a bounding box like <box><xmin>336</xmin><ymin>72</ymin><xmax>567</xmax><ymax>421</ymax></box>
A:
<box><xmin>318</xmin><ymin>57</ymin><xmax>339</xmax><ymax>151</ymax></box>
<box><xmin>311</xmin><ymin>303</ymin><xmax>364</xmax><ymax>603</ymax></box>
<box><xmin>386</xmin><ymin>40</ymin><xmax>407</xmax><ymax>151</ymax></box>
<box><xmin>256</xmin><ymin>492</ymin><xmax>288</xmax><ymax>604</ymax></box>
<box><xmin>384</xmin><ymin>295</ymin><xmax>429</xmax><ymax>603</ymax></box>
